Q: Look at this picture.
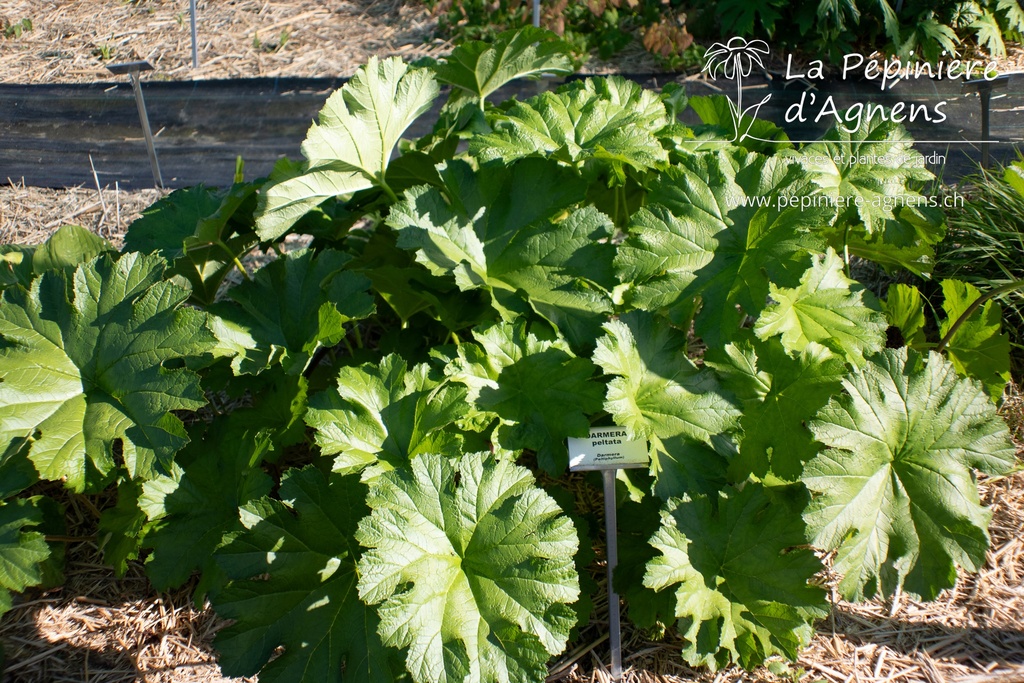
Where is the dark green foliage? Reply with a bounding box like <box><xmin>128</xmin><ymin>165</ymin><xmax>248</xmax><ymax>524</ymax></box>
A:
<box><xmin>422</xmin><ymin>0</ymin><xmax>1021</xmax><ymax>69</ymax></box>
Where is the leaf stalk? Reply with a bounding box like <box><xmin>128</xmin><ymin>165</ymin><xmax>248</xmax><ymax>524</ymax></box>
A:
<box><xmin>936</xmin><ymin>279</ymin><xmax>1024</xmax><ymax>353</ymax></box>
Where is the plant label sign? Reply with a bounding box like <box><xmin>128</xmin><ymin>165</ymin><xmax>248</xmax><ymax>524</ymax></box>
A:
<box><xmin>568</xmin><ymin>427</ymin><xmax>648</xmax><ymax>471</ymax></box>
<box><xmin>568</xmin><ymin>425</ymin><xmax>647</xmax><ymax>681</ymax></box>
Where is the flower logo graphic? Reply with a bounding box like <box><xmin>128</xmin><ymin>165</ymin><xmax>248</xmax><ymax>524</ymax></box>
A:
<box><xmin>702</xmin><ymin>37</ymin><xmax>772</xmax><ymax>141</ymax></box>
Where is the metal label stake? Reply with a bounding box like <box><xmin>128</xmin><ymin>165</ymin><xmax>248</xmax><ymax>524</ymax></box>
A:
<box><xmin>107</xmin><ymin>61</ymin><xmax>164</xmax><ymax>188</ymax></box>
<box><xmin>602</xmin><ymin>468</ymin><xmax>623</xmax><ymax>681</ymax></box>
<box><xmin>568</xmin><ymin>426</ymin><xmax>649</xmax><ymax>682</ymax></box>
<box><xmin>190</xmin><ymin>0</ymin><xmax>199</xmax><ymax>69</ymax></box>
<box><xmin>963</xmin><ymin>76</ymin><xmax>1009</xmax><ymax>169</ymax></box>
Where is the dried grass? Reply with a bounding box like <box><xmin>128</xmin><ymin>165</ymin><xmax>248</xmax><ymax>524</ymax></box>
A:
<box><xmin>0</xmin><ymin>181</ymin><xmax>164</xmax><ymax>248</ymax></box>
<box><xmin>0</xmin><ymin>489</ymin><xmax>246</xmax><ymax>682</ymax></box>
<box><xmin>0</xmin><ymin>0</ymin><xmax>449</xmax><ymax>84</ymax></box>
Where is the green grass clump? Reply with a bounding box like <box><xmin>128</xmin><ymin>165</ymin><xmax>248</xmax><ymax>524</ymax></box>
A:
<box><xmin>936</xmin><ymin>163</ymin><xmax>1024</xmax><ymax>373</ymax></box>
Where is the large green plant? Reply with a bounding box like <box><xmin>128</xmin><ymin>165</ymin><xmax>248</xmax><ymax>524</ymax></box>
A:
<box><xmin>0</xmin><ymin>29</ymin><xmax>1016</xmax><ymax>681</ymax></box>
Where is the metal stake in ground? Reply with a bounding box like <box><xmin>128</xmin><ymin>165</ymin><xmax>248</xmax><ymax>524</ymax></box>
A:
<box><xmin>602</xmin><ymin>469</ymin><xmax>623</xmax><ymax>681</ymax></box>
<box><xmin>190</xmin><ymin>0</ymin><xmax>199</xmax><ymax>69</ymax></box>
<box><xmin>106</xmin><ymin>61</ymin><xmax>164</xmax><ymax>189</ymax></box>
<box><xmin>963</xmin><ymin>76</ymin><xmax>1008</xmax><ymax>168</ymax></box>
<box><xmin>568</xmin><ymin>426</ymin><xmax>649</xmax><ymax>683</ymax></box>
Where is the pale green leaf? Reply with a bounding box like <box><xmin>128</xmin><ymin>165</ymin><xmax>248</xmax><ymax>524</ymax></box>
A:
<box><xmin>754</xmin><ymin>248</ymin><xmax>887</xmax><ymax>366</ymax></box>
<box><xmin>256</xmin><ymin>57</ymin><xmax>439</xmax><ymax>240</ymax></box>
<box><xmin>471</xmin><ymin>76</ymin><xmax>669</xmax><ymax>172</ymax></box>
<box><xmin>593</xmin><ymin>311</ymin><xmax>740</xmax><ymax>445</ymax></box>
<box><xmin>1004</xmin><ymin>160</ymin><xmax>1024</xmax><ymax>198</ymax></box>
<box><xmin>432</xmin><ymin>27</ymin><xmax>572</xmax><ymax>104</ymax></box>
<box><xmin>357</xmin><ymin>452</ymin><xmax>580</xmax><ymax>683</ymax></box>
<box><xmin>971</xmin><ymin>10</ymin><xmax>1005</xmax><ymax>57</ymax></box>
<box><xmin>998</xmin><ymin>0</ymin><xmax>1024</xmax><ymax>32</ymax></box>
<box><xmin>804</xmin><ymin>349</ymin><xmax>1016</xmax><ymax>600</ymax></box>
<box><xmin>306</xmin><ymin>354</ymin><xmax>467</xmax><ymax>476</ymax></box>
<box><xmin>790</xmin><ymin>108</ymin><xmax>933</xmax><ymax>235</ymax></box>
<box><xmin>0</xmin><ymin>253</ymin><xmax>214</xmax><ymax>491</ymax></box>
<box><xmin>2</xmin><ymin>225</ymin><xmax>113</xmax><ymax>293</ymax></box>
<box><xmin>939</xmin><ymin>279</ymin><xmax>1011</xmax><ymax>399</ymax></box>
<box><xmin>614</xmin><ymin>204</ymin><xmax>705</xmax><ymax>319</ymax></box>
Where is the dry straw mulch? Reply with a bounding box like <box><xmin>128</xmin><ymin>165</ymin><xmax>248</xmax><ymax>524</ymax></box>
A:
<box><xmin>0</xmin><ymin>483</ymin><xmax>247</xmax><ymax>683</ymax></box>
<box><xmin>0</xmin><ymin>0</ymin><xmax>448</xmax><ymax>84</ymax></box>
<box><xmin>0</xmin><ymin>182</ymin><xmax>164</xmax><ymax>247</ymax></box>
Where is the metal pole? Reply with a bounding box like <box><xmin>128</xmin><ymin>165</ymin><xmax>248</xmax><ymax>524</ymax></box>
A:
<box><xmin>128</xmin><ymin>72</ymin><xmax>164</xmax><ymax>188</ymax></box>
<box><xmin>533</xmin><ymin>0</ymin><xmax>540</xmax><ymax>27</ymax></box>
<box><xmin>603</xmin><ymin>469</ymin><xmax>623</xmax><ymax>682</ymax></box>
<box><xmin>980</xmin><ymin>81</ymin><xmax>992</xmax><ymax>169</ymax></box>
<box><xmin>190</xmin><ymin>0</ymin><xmax>199</xmax><ymax>69</ymax></box>
<box><xmin>962</xmin><ymin>76</ymin><xmax>1007</xmax><ymax>170</ymax></box>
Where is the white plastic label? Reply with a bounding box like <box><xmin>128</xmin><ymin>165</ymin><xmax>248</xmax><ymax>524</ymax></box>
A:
<box><xmin>567</xmin><ymin>426</ymin><xmax>649</xmax><ymax>471</ymax></box>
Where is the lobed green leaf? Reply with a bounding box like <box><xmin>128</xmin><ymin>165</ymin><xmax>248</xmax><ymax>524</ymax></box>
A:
<box><xmin>443</xmin><ymin>320</ymin><xmax>604</xmax><ymax>474</ymax></box>
<box><xmin>804</xmin><ymin>348</ymin><xmax>1016</xmax><ymax>600</ymax></box>
<box><xmin>644</xmin><ymin>485</ymin><xmax>827</xmax><ymax>671</ymax></box>
<box><xmin>256</xmin><ymin>57</ymin><xmax>439</xmax><ymax>240</ymax></box>
<box><xmin>211</xmin><ymin>467</ymin><xmax>399</xmax><ymax>683</ymax></box>
<box><xmin>357</xmin><ymin>452</ymin><xmax>580</xmax><ymax>683</ymax></box>
<box><xmin>0</xmin><ymin>498</ymin><xmax>51</xmax><ymax>618</ymax></box>
<box><xmin>306</xmin><ymin>354</ymin><xmax>468</xmax><ymax>476</ymax></box>
<box><xmin>210</xmin><ymin>248</ymin><xmax>374</xmax><ymax>376</ymax></box>
<box><xmin>0</xmin><ymin>253</ymin><xmax>214</xmax><ymax>490</ymax></box>
<box><xmin>389</xmin><ymin>157</ymin><xmax>615</xmax><ymax>348</ymax></box>
<box><xmin>432</xmin><ymin>26</ymin><xmax>573</xmax><ymax>104</ymax></box>
<box><xmin>754</xmin><ymin>248</ymin><xmax>887</xmax><ymax>366</ymax></box>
